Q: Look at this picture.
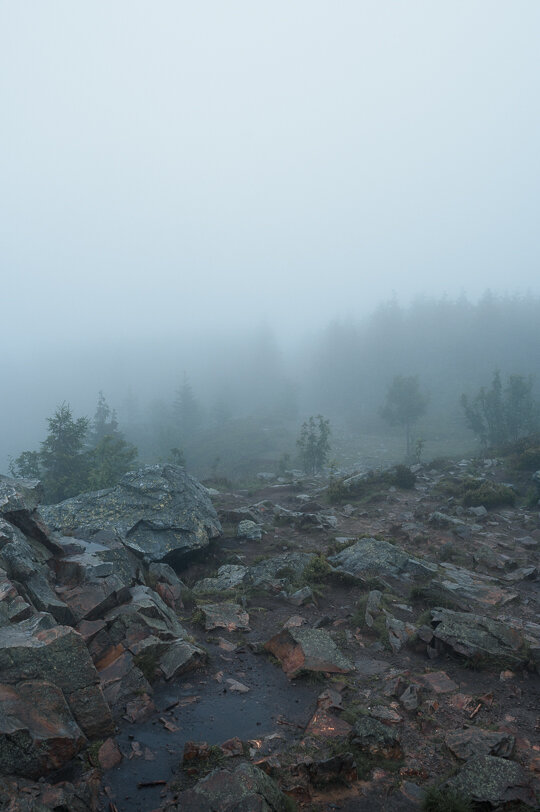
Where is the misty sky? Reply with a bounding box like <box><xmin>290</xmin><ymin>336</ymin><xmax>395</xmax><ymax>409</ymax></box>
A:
<box><xmin>2</xmin><ymin>1</ymin><xmax>540</xmax><ymax>348</ymax></box>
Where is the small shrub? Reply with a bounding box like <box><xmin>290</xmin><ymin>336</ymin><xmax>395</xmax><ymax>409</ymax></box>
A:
<box><xmin>191</xmin><ymin>608</ymin><xmax>206</xmax><ymax>627</ymax></box>
<box><xmin>461</xmin><ymin>480</ymin><xmax>515</xmax><ymax>508</ymax></box>
<box><xmin>302</xmin><ymin>554</ymin><xmax>332</xmax><ymax>584</ymax></box>
<box><xmin>392</xmin><ymin>464</ymin><xmax>416</xmax><ymax>489</ymax></box>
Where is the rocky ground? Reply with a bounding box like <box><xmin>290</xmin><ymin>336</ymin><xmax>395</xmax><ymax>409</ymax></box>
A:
<box><xmin>0</xmin><ymin>459</ymin><xmax>539</xmax><ymax>811</ymax></box>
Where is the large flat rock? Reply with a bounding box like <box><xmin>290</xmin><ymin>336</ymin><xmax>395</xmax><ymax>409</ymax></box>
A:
<box><xmin>41</xmin><ymin>464</ymin><xmax>222</xmax><ymax>565</ymax></box>
<box><xmin>328</xmin><ymin>537</ymin><xmax>436</xmax><ymax>580</ymax></box>
<box><xmin>429</xmin><ymin>608</ymin><xmax>529</xmax><ymax>668</ymax></box>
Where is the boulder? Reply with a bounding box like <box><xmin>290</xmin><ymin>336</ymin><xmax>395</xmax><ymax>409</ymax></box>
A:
<box><xmin>0</xmin><ymin>680</ymin><xmax>86</xmax><ymax>778</ymax></box>
<box><xmin>0</xmin><ymin>614</ymin><xmax>113</xmax><ymax>740</ymax></box>
<box><xmin>264</xmin><ymin>627</ymin><xmax>354</xmax><ymax>678</ymax></box>
<box><xmin>328</xmin><ymin>537</ymin><xmax>435</xmax><ymax>580</ymax></box>
<box><xmin>0</xmin><ymin>476</ymin><xmax>62</xmax><ymax>553</ymax></box>
<box><xmin>41</xmin><ymin>464</ymin><xmax>221</xmax><ymax>565</ymax></box>
<box><xmin>350</xmin><ymin>716</ymin><xmax>402</xmax><ymax>759</ymax></box>
<box><xmin>237</xmin><ymin>520</ymin><xmax>262</xmax><ymax>540</ymax></box>
<box><xmin>162</xmin><ymin>762</ymin><xmax>291</xmax><ymax>811</ymax></box>
<box><xmin>446</xmin><ymin>755</ymin><xmax>535</xmax><ymax>807</ymax></box>
<box><xmin>0</xmin><ymin>771</ymin><xmax>100</xmax><ymax>812</ymax></box>
<box><xmin>429</xmin><ymin>608</ymin><xmax>529</xmax><ymax>668</ymax></box>
<box><xmin>199</xmin><ymin>603</ymin><xmax>250</xmax><ymax>632</ymax></box>
<box><xmin>159</xmin><ymin>639</ymin><xmax>206</xmax><ymax>680</ymax></box>
<box><xmin>445</xmin><ymin>728</ymin><xmax>515</xmax><ymax>760</ymax></box>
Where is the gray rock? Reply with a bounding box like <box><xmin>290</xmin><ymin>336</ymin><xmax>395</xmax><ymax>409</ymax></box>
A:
<box><xmin>0</xmin><ymin>680</ymin><xmax>86</xmax><ymax>778</ymax></box>
<box><xmin>265</xmin><ymin>626</ymin><xmax>354</xmax><ymax>677</ymax></box>
<box><xmin>429</xmin><ymin>608</ymin><xmax>529</xmax><ymax>667</ymax></box>
<box><xmin>350</xmin><ymin>716</ymin><xmax>402</xmax><ymax>758</ymax></box>
<box><xmin>159</xmin><ymin>639</ymin><xmax>206</xmax><ymax>680</ymax></box>
<box><xmin>237</xmin><ymin>520</ymin><xmax>262</xmax><ymax>540</ymax></box>
<box><xmin>41</xmin><ymin>464</ymin><xmax>221</xmax><ymax>565</ymax></box>
<box><xmin>467</xmin><ymin>505</ymin><xmax>488</xmax><ymax>518</ymax></box>
<box><xmin>167</xmin><ymin>762</ymin><xmax>290</xmax><ymax>811</ymax></box>
<box><xmin>107</xmin><ymin>585</ymin><xmax>187</xmax><ymax>641</ymax></box>
<box><xmin>386</xmin><ymin>615</ymin><xmax>416</xmax><ymax>653</ymax></box>
<box><xmin>287</xmin><ymin>586</ymin><xmax>314</xmax><ymax>606</ymax></box>
<box><xmin>0</xmin><ymin>614</ymin><xmax>113</xmax><ymax>741</ymax></box>
<box><xmin>445</xmin><ymin>728</ymin><xmax>515</xmax><ymax>760</ymax></box>
<box><xmin>428</xmin><ymin>511</ymin><xmax>468</xmax><ymax>529</ymax></box>
<box><xmin>364</xmin><ymin>590</ymin><xmax>383</xmax><ymax>627</ymax></box>
<box><xmin>250</xmin><ymin>552</ymin><xmax>315</xmax><ymax>588</ymax></box>
<box><xmin>434</xmin><ymin>562</ymin><xmax>518</xmax><ymax>609</ymax></box>
<box><xmin>446</xmin><ymin>755</ymin><xmax>534</xmax><ymax>807</ymax></box>
<box><xmin>200</xmin><ymin>602</ymin><xmax>250</xmax><ymax>632</ymax></box>
<box><xmin>328</xmin><ymin>537</ymin><xmax>436</xmax><ymax>580</ymax></box>
<box><xmin>193</xmin><ymin>564</ymin><xmax>248</xmax><ymax>594</ymax></box>
<box><xmin>399</xmin><ymin>684</ymin><xmax>420</xmax><ymax>711</ymax></box>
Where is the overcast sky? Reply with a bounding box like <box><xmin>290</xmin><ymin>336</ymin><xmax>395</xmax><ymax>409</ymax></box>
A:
<box><xmin>2</xmin><ymin>1</ymin><xmax>540</xmax><ymax>346</ymax></box>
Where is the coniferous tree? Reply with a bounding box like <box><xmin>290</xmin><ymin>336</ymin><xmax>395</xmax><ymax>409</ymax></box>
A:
<box><xmin>174</xmin><ymin>374</ymin><xmax>203</xmax><ymax>440</ymax></box>
<box><xmin>381</xmin><ymin>376</ymin><xmax>428</xmax><ymax>459</ymax></box>
<box><xmin>39</xmin><ymin>403</ymin><xmax>90</xmax><ymax>502</ymax></box>
<box><xmin>297</xmin><ymin>415</ymin><xmax>331</xmax><ymax>474</ymax></box>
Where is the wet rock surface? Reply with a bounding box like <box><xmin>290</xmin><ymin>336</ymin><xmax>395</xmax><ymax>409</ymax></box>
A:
<box><xmin>1</xmin><ymin>458</ymin><xmax>540</xmax><ymax>810</ymax></box>
<box><xmin>41</xmin><ymin>464</ymin><xmax>221</xmax><ymax>565</ymax></box>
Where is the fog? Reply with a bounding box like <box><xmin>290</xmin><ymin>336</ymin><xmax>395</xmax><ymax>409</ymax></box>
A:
<box><xmin>2</xmin><ymin>3</ymin><xmax>540</xmax><ymax>475</ymax></box>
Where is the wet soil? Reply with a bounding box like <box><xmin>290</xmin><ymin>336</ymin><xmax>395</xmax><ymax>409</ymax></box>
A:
<box><xmin>104</xmin><ymin>642</ymin><xmax>319</xmax><ymax>811</ymax></box>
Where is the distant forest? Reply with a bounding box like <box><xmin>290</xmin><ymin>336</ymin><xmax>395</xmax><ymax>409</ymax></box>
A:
<box><xmin>9</xmin><ymin>292</ymin><xmax>540</xmax><ymax>490</ymax></box>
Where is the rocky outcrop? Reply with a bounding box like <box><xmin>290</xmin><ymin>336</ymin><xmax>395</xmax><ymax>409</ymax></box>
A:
<box><xmin>428</xmin><ymin>607</ymin><xmax>530</xmax><ymax>667</ymax></box>
<box><xmin>0</xmin><ymin>614</ymin><xmax>114</xmax><ymax>740</ymax></box>
<box><xmin>41</xmin><ymin>464</ymin><xmax>222</xmax><ymax>565</ymax></box>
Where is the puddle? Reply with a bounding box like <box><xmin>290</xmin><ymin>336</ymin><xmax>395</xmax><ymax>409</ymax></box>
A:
<box><xmin>104</xmin><ymin>644</ymin><xmax>319</xmax><ymax>811</ymax></box>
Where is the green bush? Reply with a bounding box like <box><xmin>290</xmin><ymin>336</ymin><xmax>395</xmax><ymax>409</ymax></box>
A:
<box><xmin>302</xmin><ymin>554</ymin><xmax>332</xmax><ymax>584</ymax></box>
<box><xmin>461</xmin><ymin>480</ymin><xmax>515</xmax><ymax>508</ymax></box>
<box><xmin>392</xmin><ymin>464</ymin><xmax>416</xmax><ymax>489</ymax></box>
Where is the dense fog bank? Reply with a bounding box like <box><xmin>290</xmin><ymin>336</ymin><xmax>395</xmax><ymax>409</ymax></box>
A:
<box><xmin>4</xmin><ymin>291</ymin><xmax>540</xmax><ymax>483</ymax></box>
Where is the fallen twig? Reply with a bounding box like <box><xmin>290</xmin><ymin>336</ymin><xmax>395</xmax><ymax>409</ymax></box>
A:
<box><xmin>137</xmin><ymin>780</ymin><xmax>167</xmax><ymax>788</ymax></box>
<box><xmin>469</xmin><ymin>702</ymin><xmax>482</xmax><ymax>720</ymax></box>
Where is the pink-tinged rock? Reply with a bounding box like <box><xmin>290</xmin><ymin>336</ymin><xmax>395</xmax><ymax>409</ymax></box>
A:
<box><xmin>0</xmin><ymin>616</ymin><xmax>114</xmax><ymax>740</ymax></box>
<box><xmin>264</xmin><ymin>627</ymin><xmax>354</xmax><ymax>678</ymax></box>
<box><xmin>417</xmin><ymin>670</ymin><xmax>458</xmax><ymax>693</ymax></box>
<box><xmin>201</xmin><ymin>603</ymin><xmax>250</xmax><ymax>632</ymax></box>
<box><xmin>99</xmin><ymin>650</ymin><xmax>152</xmax><ymax>711</ymax></box>
<box><xmin>156</xmin><ymin>580</ymin><xmax>183</xmax><ymax>610</ymax></box>
<box><xmin>61</xmin><ymin>576</ymin><xmax>129</xmax><ymax>622</ymax></box>
<box><xmin>76</xmin><ymin>618</ymin><xmax>106</xmax><ymax>643</ymax></box>
<box><xmin>0</xmin><ymin>681</ymin><xmax>86</xmax><ymax>778</ymax></box>
<box><xmin>98</xmin><ymin>737</ymin><xmax>123</xmax><ymax>770</ymax></box>
<box><xmin>124</xmin><ymin>693</ymin><xmax>156</xmax><ymax>723</ymax></box>
<box><xmin>305</xmin><ymin>709</ymin><xmax>352</xmax><ymax>738</ymax></box>
<box><xmin>221</xmin><ymin>737</ymin><xmax>244</xmax><ymax>757</ymax></box>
